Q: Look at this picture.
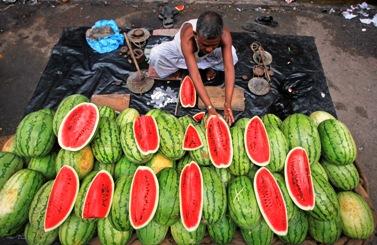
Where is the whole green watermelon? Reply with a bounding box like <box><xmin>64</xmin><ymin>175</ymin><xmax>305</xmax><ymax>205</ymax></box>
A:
<box><xmin>0</xmin><ymin>152</ymin><xmax>24</xmax><ymax>188</ymax></box>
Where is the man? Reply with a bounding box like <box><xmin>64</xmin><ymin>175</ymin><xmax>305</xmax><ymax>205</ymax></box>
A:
<box><xmin>149</xmin><ymin>11</ymin><xmax>238</xmax><ymax>125</ymax></box>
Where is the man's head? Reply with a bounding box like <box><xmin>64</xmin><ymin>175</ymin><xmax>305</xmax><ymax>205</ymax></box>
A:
<box><xmin>195</xmin><ymin>11</ymin><xmax>223</xmax><ymax>54</ymax></box>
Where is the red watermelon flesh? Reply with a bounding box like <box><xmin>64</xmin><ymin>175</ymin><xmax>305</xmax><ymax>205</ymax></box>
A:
<box><xmin>58</xmin><ymin>102</ymin><xmax>99</xmax><ymax>151</ymax></box>
<box><xmin>245</xmin><ymin>116</ymin><xmax>270</xmax><ymax>166</ymax></box>
<box><xmin>129</xmin><ymin>166</ymin><xmax>159</xmax><ymax>229</ymax></box>
<box><xmin>133</xmin><ymin>115</ymin><xmax>160</xmax><ymax>155</ymax></box>
<box><xmin>179</xmin><ymin>76</ymin><xmax>196</xmax><ymax>108</ymax></box>
<box><xmin>183</xmin><ymin>124</ymin><xmax>203</xmax><ymax>151</ymax></box>
<box><xmin>254</xmin><ymin>167</ymin><xmax>288</xmax><ymax>236</ymax></box>
<box><xmin>193</xmin><ymin>112</ymin><xmax>205</xmax><ymax>122</ymax></box>
<box><xmin>206</xmin><ymin>115</ymin><xmax>233</xmax><ymax>168</ymax></box>
<box><xmin>285</xmin><ymin>147</ymin><xmax>315</xmax><ymax>210</ymax></box>
<box><xmin>44</xmin><ymin>165</ymin><xmax>79</xmax><ymax>232</ymax></box>
<box><xmin>180</xmin><ymin>161</ymin><xmax>203</xmax><ymax>232</ymax></box>
<box><xmin>82</xmin><ymin>170</ymin><xmax>114</xmax><ymax>219</ymax></box>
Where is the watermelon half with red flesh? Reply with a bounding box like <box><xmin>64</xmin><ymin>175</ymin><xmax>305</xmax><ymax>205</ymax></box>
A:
<box><xmin>82</xmin><ymin>170</ymin><xmax>114</xmax><ymax>219</ymax></box>
<box><xmin>193</xmin><ymin>111</ymin><xmax>205</xmax><ymax>122</ymax></box>
<box><xmin>183</xmin><ymin>123</ymin><xmax>203</xmax><ymax>151</ymax></box>
<box><xmin>254</xmin><ymin>167</ymin><xmax>288</xmax><ymax>236</ymax></box>
<box><xmin>179</xmin><ymin>75</ymin><xmax>196</xmax><ymax>108</ymax></box>
<box><xmin>245</xmin><ymin>116</ymin><xmax>270</xmax><ymax>166</ymax></box>
<box><xmin>133</xmin><ymin>115</ymin><xmax>160</xmax><ymax>155</ymax></box>
<box><xmin>284</xmin><ymin>147</ymin><xmax>315</xmax><ymax>210</ymax></box>
<box><xmin>129</xmin><ymin>166</ymin><xmax>159</xmax><ymax>229</ymax></box>
<box><xmin>180</xmin><ymin>161</ymin><xmax>203</xmax><ymax>232</ymax></box>
<box><xmin>44</xmin><ymin>165</ymin><xmax>79</xmax><ymax>232</ymax></box>
<box><xmin>58</xmin><ymin>102</ymin><xmax>99</xmax><ymax>151</ymax></box>
<box><xmin>206</xmin><ymin>115</ymin><xmax>233</xmax><ymax>168</ymax></box>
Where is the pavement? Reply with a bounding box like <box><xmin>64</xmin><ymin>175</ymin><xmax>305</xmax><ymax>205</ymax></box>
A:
<box><xmin>0</xmin><ymin>0</ymin><xmax>376</xmax><ymax>239</ymax></box>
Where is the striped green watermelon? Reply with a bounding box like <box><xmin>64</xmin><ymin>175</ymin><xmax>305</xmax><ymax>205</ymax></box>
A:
<box><xmin>136</xmin><ymin>220</ymin><xmax>169</xmax><ymax>245</ymax></box>
<box><xmin>311</xmin><ymin>161</ymin><xmax>328</xmax><ymax>181</ymax></box>
<box><xmin>117</xmin><ymin>108</ymin><xmax>139</xmax><ymax>129</ymax></box>
<box><xmin>98</xmin><ymin>105</ymin><xmax>117</xmax><ymax>120</ymax></box>
<box><xmin>322</xmin><ymin>160</ymin><xmax>359</xmax><ymax>190</ymax></box>
<box><xmin>310</xmin><ymin>110</ymin><xmax>335</xmax><ymax>127</ymax></box>
<box><xmin>247</xmin><ymin>165</ymin><xmax>258</xmax><ymax>181</ymax></box>
<box><xmin>91</xmin><ymin>117</ymin><xmax>122</xmax><ymax>164</ymax></box>
<box><xmin>170</xmin><ymin>220</ymin><xmax>205</xmax><ymax>245</ymax></box>
<box><xmin>178</xmin><ymin>115</ymin><xmax>196</xmax><ymax>131</ymax></box>
<box><xmin>1</xmin><ymin>135</ymin><xmax>19</xmax><ymax>154</ymax></box>
<box><xmin>262</xmin><ymin>113</ymin><xmax>282</xmax><ymax>129</ymax></box>
<box><xmin>273</xmin><ymin>173</ymin><xmax>295</xmax><ymax>219</ymax></box>
<box><xmin>281</xmin><ymin>113</ymin><xmax>321</xmax><ymax>164</ymax></box>
<box><xmin>16</xmin><ymin>109</ymin><xmax>55</xmax><ymax>157</ymax></box>
<box><xmin>0</xmin><ymin>223</ymin><xmax>24</xmax><ymax>237</ymax></box>
<box><xmin>265</xmin><ymin>125</ymin><xmax>288</xmax><ymax>172</ymax></box>
<box><xmin>228</xmin><ymin>176</ymin><xmax>261</xmax><ymax>229</ymax></box>
<box><xmin>53</xmin><ymin>94</ymin><xmax>89</xmax><ymax>135</ymax></box>
<box><xmin>189</xmin><ymin>125</ymin><xmax>211</xmax><ymax>166</ymax></box>
<box><xmin>208</xmin><ymin>214</ymin><xmax>236</xmax><ymax>245</ymax></box>
<box><xmin>318</xmin><ymin>119</ymin><xmax>357</xmax><ymax>166</ymax></box>
<box><xmin>214</xmin><ymin>167</ymin><xmax>233</xmax><ymax>187</ymax></box>
<box><xmin>280</xmin><ymin>208</ymin><xmax>308</xmax><ymax>244</ymax></box>
<box><xmin>110</xmin><ymin>176</ymin><xmax>133</xmax><ymax>231</ymax></box>
<box><xmin>58</xmin><ymin>214</ymin><xmax>96</xmax><ymax>245</ymax></box>
<box><xmin>29</xmin><ymin>181</ymin><xmax>54</xmax><ymax>231</ymax></box>
<box><xmin>0</xmin><ymin>169</ymin><xmax>44</xmax><ymax>236</ymax></box>
<box><xmin>114</xmin><ymin>156</ymin><xmax>137</xmax><ymax>179</ymax></box>
<box><xmin>308</xmin><ymin>214</ymin><xmax>342</xmax><ymax>244</ymax></box>
<box><xmin>56</xmin><ymin>146</ymin><xmax>94</xmax><ymax>179</ymax></box>
<box><xmin>201</xmin><ymin>167</ymin><xmax>227</xmax><ymax>224</ymax></box>
<box><xmin>24</xmin><ymin>223</ymin><xmax>58</xmax><ymax>245</ymax></box>
<box><xmin>241</xmin><ymin>219</ymin><xmax>273</xmax><ymax>245</ymax></box>
<box><xmin>234</xmin><ymin>117</ymin><xmax>249</xmax><ymax>129</ymax></box>
<box><xmin>338</xmin><ymin>191</ymin><xmax>374</xmax><ymax>239</ymax></box>
<box><xmin>176</xmin><ymin>153</ymin><xmax>193</xmax><ymax>174</ymax></box>
<box><xmin>0</xmin><ymin>152</ymin><xmax>24</xmax><ymax>187</ymax></box>
<box><xmin>97</xmin><ymin>217</ymin><xmax>132</xmax><ymax>245</ymax></box>
<box><xmin>155</xmin><ymin>168</ymin><xmax>179</xmax><ymax>226</ymax></box>
<box><xmin>229</xmin><ymin>126</ymin><xmax>251</xmax><ymax>176</ymax></box>
<box><xmin>28</xmin><ymin>152</ymin><xmax>56</xmax><ymax>180</ymax></box>
<box><xmin>94</xmin><ymin>161</ymin><xmax>115</xmax><ymax>176</ymax></box>
<box><xmin>146</xmin><ymin>108</ymin><xmax>163</xmax><ymax>119</ymax></box>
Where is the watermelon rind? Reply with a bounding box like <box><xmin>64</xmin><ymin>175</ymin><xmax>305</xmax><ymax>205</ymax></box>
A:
<box><xmin>273</xmin><ymin>173</ymin><xmax>296</xmax><ymax>220</ymax></box>
<box><xmin>29</xmin><ymin>181</ymin><xmax>54</xmax><ymax>231</ymax></box>
<box><xmin>182</xmin><ymin>123</ymin><xmax>203</xmax><ymax>151</ymax></box>
<box><xmin>133</xmin><ymin>115</ymin><xmax>160</xmax><ymax>155</ymax></box>
<box><xmin>179</xmin><ymin>75</ymin><xmax>196</xmax><ymax>108</ymax></box>
<box><xmin>192</xmin><ymin>111</ymin><xmax>205</xmax><ymax>123</ymax></box>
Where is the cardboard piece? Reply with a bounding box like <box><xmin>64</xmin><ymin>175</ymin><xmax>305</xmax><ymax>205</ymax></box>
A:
<box><xmin>91</xmin><ymin>94</ymin><xmax>130</xmax><ymax>112</ymax></box>
<box><xmin>198</xmin><ymin>86</ymin><xmax>245</xmax><ymax>111</ymax></box>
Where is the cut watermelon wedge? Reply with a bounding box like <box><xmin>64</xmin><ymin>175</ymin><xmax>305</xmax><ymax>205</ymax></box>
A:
<box><xmin>129</xmin><ymin>166</ymin><xmax>159</xmax><ymax>229</ymax></box>
<box><xmin>82</xmin><ymin>170</ymin><xmax>114</xmax><ymax>219</ymax></box>
<box><xmin>179</xmin><ymin>76</ymin><xmax>196</xmax><ymax>108</ymax></box>
<box><xmin>192</xmin><ymin>112</ymin><xmax>205</xmax><ymax>123</ymax></box>
<box><xmin>285</xmin><ymin>147</ymin><xmax>315</xmax><ymax>211</ymax></box>
<box><xmin>183</xmin><ymin>124</ymin><xmax>203</xmax><ymax>151</ymax></box>
<box><xmin>245</xmin><ymin>116</ymin><xmax>270</xmax><ymax>166</ymax></box>
<box><xmin>180</xmin><ymin>161</ymin><xmax>203</xmax><ymax>232</ymax></box>
<box><xmin>133</xmin><ymin>115</ymin><xmax>160</xmax><ymax>155</ymax></box>
<box><xmin>206</xmin><ymin>115</ymin><xmax>233</xmax><ymax>168</ymax></box>
<box><xmin>254</xmin><ymin>167</ymin><xmax>288</xmax><ymax>236</ymax></box>
<box><xmin>58</xmin><ymin>102</ymin><xmax>99</xmax><ymax>151</ymax></box>
<box><xmin>175</xmin><ymin>4</ymin><xmax>185</xmax><ymax>11</ymax></box>
<box><xmin>44</xmin><ymin>165</ymin><xmax>79</xmax><ymax>232</ymax></box>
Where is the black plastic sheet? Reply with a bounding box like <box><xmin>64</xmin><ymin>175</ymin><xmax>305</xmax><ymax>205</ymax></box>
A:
<box><xmin>25</xmin><ymin>27</ymin><xmax>336</xmax><ymax>120</ymax></box>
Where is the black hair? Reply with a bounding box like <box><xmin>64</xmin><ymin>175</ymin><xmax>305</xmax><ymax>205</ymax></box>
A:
<box><xmin>196</xmin><ymin>11</ymin><xmax>223</xmax><ymax>39</ymax></box>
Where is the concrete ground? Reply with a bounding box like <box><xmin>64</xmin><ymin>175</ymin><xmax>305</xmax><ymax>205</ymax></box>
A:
<box><xmin>0</xmin><ymin>0</ymin><xmax>376</xmax><ymax>236</ymax></box>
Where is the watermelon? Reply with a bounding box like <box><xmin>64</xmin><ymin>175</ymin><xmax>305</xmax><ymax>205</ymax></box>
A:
<box><xmin>170</xmin><ymin>220</ymin><xmax>206</xmax><ymax>245</ymax></box>
<box><xmin>273</xmin><ymin>173</ymin><xmax>295</xmax><ymax>219</ymax></box>
<box><xmin>44</xmin><ymin>165</ymin><xmax>79</xmax><ymax>232</ymax></box>
<box><xmin>178</xmin><ymin>115</ymin><xmax>195</xmax><ymax>130</ymax></box>
<box><xmin>206</xmin><ymin>115</ymin><xmax>233</xmax><ymax>168</ymax></box>
<box><xmin>214</xmin><ymin>167</ymin><xmax>233</xmax><ymax>187</ymax></box>
<box><xmin>179</xmin><ymin>75</ymin><xmax>196</xmax><ymax>108</ymax></box>
<box><xmin>24</xmin><ymin>223</ymin><xmax>58</xmax><ymax>245</ymax></box>
<box><xmin>110</xmin><ymin>176</ymin><xmax>133</xmax><ymax>231</ymax></box>
<box><xmin>97</xmin><ymin>217</ymin><xmax>132</xmax><ymax>245</ymax></box>
<box><xmin>262</xmin><ymin>113</ymin><xmax>282</xmax><ymax>129</ymax></box>
<box><xmin>114</xmin><ymin>156</ymin><xmax>137</xmax><ymax>179</ymax></box>
<box><xmin>1</xmin><ymin>135</ymin><xmax>18</xmax><ymax>154</ymax></box>
<box><xmin>29</xmin><ymin>181</ymin><xmax>54</xmax><ymax>231</ymax></box>
<box><xmin>338</xmin><ymin>191</ymin><xmax>374</xmax><ymax>239</ymax></box>
<box><xmin>133</xmin><ymin>115</ymin><xmax>160</xmax><ymax>155</ymax></box>
<box><xmin>98</xmin><ymin>105</ymin><xmax>117</xmax><ymax>120</ymax></box>
<box><xmin>183</xmin><ymin>123</ymin><xmax>203</xmax><ymax>151</ymax></box>
<box><xmin>189</xmin><ymin>125</ymin><xmax>211</xmax><ymax>166</ymax></box>
<box><xmin>285</xmin><ymin>147</ymin><xmax>315</xmax><ymax>210</ymax></box>
<box><xmin>93</xmin><ymin>161</ymin><xmax>115</xmax><ymax>176</ymax></box>
<box><xmin>58</xmin><ymin>102</ymin><xmax>99</xmax><ymax>151</ymax></box>
<box><xmin>244</xmin><ymin>116</ymin><xmax>270</xmax><ymax>166</ymax></box>
<box><xmin>58</xmin><ymin>214</ymin><xmax>96</xmax><ymax>245</ymax></box>
<box><xmin>208</xmin><ymin>214</ymin><xmax>236</xmax><ymax>245</ymax></box>
<box><xmin>91</xmin><ymin>117</ymin><xmax>122</xmax><ymax>165</ymax></box>
<box><xmin>265</xmin><ymin>125</ymin><xmax>289</xmax><ymax>172</ymax></box>
<box><xmin>281</xmin><ymin>113</ymin><xmax>321</xmax><ymax>164</ymax></box>
<box><xmin>155</xmin><ymin>168</ymin><xmax>180</xmax><ymax>226</ymax></box>
<box><xmin>146</xmin><ymin>108</ymin><xmax>163</xmax><ymax>119</ymax></box>
<box><xmin>234</xmin><ymin>117</ymin><xmax>249</xmax><ymax>129</ymax></box>
<box><xmin>15</xmin><ymin>109</ymin><xmax>55</xmax><ymax>157</ymax></box>
<box><xmin>193</xmin><ymin>111</ymin><xmax>205</xmax><ymax>123</ymax></box>
<box><xmin>176</xmin><ymin>153</ymin><xmax>193</xmax><ymax>174</ymax></box>
<box><xmin>0</xmin><ymin>152</ymin><xmax>24</xmax><ymax>187</ymax></box>
<box><xmin>28</xmin><ymin>152</ymin><xmax>57</xmax><ymax>180</ymax></box>
<box><xmin>241</xmin><ymin>219</ymin><xmax>274</xmax><ymax>245</ymax></box>
<box><xmin>311</xmin><ymin>161</ymin><xmax>328</xmax><ymax>181</ymax></box>
<box><xmin>310</xmin><ymin>110</ymin><xmax>335</xmax><ymax>126</ymax></box>
<box><xmin>228</xmin><ymin>176</ymin><xmax>261</xmax><ymax>229</ymax></box>
<box><xmin>247</xmin><ymin>165</ymin><xmax>258</xmax><ymax>181</ymax></box>
<box><xmin>0</xmin><ymin>169</ymin><xmax>44</xmax><ymax>236</ymax></box>
<box><xmin>179</xmin><ymin>161</ymin><xmax>203</xmax><ymax>231</ymax></box>
<box><xmin>308</xmin><ymin>214</ymin><xmax>342</xmax><ymax>244</ymax></box>
<box><xmin>136</xmin><ymin>220</ymin><xmax>169</xmax><ymax>245</ymax></box>
<box><xmin>56</xmin><ymin>146</ymin><xmax>94</xmax><ymax>179</ymax></box>
<box><xmin>254</xmin><ymin>167</ymin><xmax>288</xmax><ymax>236</ymax></box>
<box><xmin>146</xmin><ymin>153</ymin><xmax>174</xmax><ymax>174</ymax></box>
<box><xmin>280</xmin><ymin>208</ymin><xmax>308</xmax><ymax>245</ymax></box>
<box><xmin>129</xmin><ymin>166</ymin><xmax>159</xmax><ymax>229</ymax></box>
<box><xmin>229</xmin><ymin>126</ymin><xmax>251</xmax><ymax>176</ymax></box>
<box><xmin>53</xmin><ymin>94</ymin><xmax>89</xmax><ymax>135</ymax></box>
<box><xmin>117</xmin><ymin>108</ymin><xmax>139</xmax><ymax>128</ymax></box>
<box><xmin>322</xmin><ymin>160</ymin><xmax>359</xmax><ymax>190</ymax></box>
<box><xmin>318</xmin><ymin>119</ymin><xmax>357</xmax><ymax>165</ymax></box>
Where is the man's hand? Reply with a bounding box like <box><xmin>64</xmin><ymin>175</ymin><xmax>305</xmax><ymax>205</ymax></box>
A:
<box><xmin>224</xmin><ymin>104</ymin><xmax>235</xmax><ymax>126</ymax></box>
<box><xmin>207</xmin><ymin>106</ymin><xmax>218</xmax><ymax>116</ymax></box>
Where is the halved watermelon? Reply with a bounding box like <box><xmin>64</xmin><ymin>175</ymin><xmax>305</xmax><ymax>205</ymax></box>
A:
<box><xmin>206</xmin><ymin>115</ymin><xmax>233</xmax><ymax>168</ymax></box>
<box><xmin>254</xmin><ymin>167</ymin><xmax>288</xmax><ymax>236</ymax></box>
<box><xmin>82</xmin><ymin>170</ymin><xmax>114</xmax><ymax>219</ymax></box>
<box><xmin>58</xmin><ymin>102</ymin><xmax>99</xmax><ymax>151</ymax></box>
<box><xmin>129</xmin><ymin>166</ymin><xmax>159</xmax><ymax>229</ymax></box>
<box><xmin>183</xmin><ymin>124</ymin><xmax>203</xmax><ymax>151</ymax></box>
<box><xmin>133</xmin><ymin>115</ymin><xmax>160</xmax><ymax>155</ymax></box>
<box><xmin>44</xmin><ymin>165</ymin><xmax>79</xmax><ymax>232</ymax></box>
<box><xmin>179</xmin><ymin>76</ymin><xmax>196</xmax><ymax>108</ymax></box>
<box><xmin>180</xmin><ymin>161</ymin><xmax>203</xmax><ymax>232</ymax></box>
<box><xmin>245</xmin><ymin>116</ymin><xmax>270</xmax><ymax>166</ymax></box>
<box><xmin>284</xmin><ymin>147</ymin><xmax>315</xmax><ymax>210</ymax></box>
<box><xmin>193</xmin><ymin>112</ymin><xmax>205</xmax><ymax>123</ymax></box>
<box><xmin>175</xmin><ymin>4</ymin><xmax>185</xmax><ymax>12</ymax></box>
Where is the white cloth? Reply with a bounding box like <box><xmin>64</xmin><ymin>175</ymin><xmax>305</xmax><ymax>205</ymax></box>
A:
<box><xmin>149</xmin><ymin>19</ymin><xmax>238</xmax><ymax>78</ymax></box>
